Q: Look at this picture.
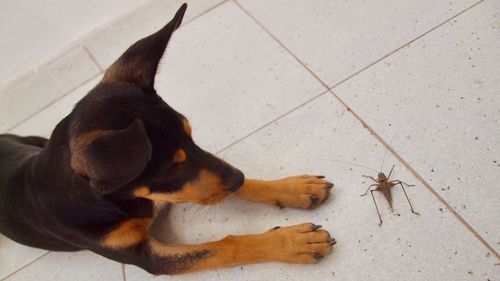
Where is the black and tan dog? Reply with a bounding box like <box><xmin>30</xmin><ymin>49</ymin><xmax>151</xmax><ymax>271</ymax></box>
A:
<box><xmin>0</xmin><ymin>4</ymin><xmax>335</xmax><ymax>275</ymax></box>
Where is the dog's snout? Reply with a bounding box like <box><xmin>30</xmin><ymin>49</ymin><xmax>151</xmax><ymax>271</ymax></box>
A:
<box><xmin>226</xmin><ymin>170</ymin><xmax>245</xmax><ymax>193</ymax></box>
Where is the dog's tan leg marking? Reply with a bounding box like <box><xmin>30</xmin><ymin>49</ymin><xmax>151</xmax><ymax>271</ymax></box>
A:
<box><xmin>133</xmin><ymin>170</ymin><xmax>228</xmax><ymax>205</ymax></box>
<box><xmin>102</xmin><ymin>218</ymin><xmax>151</xmax><ymax>249</ymax></box>
<box><xmin>149</xmin><ymin>223</ymin><xmax>334</xmax><ymax>273</ymax></box>
<box><xmin>236</xmin><ymin>176</ymin><xmax>333</xmax><ymax>209</ymax></box>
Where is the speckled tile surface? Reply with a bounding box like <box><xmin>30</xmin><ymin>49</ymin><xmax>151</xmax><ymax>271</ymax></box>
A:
<box><xmin>0</xmin><ymin>236</ymin><xmax>47</xmax><ymax>280</ymax></box>
<box><xmin>332</xmin><ymin>0</ymin><xmax>500</xmax><ymax>252</ymax></box>
<box><xmin>152</xmin><ymin>1</ymin><xmax>325</xmax><ymax>151</ymax></box>
<box><xmin>0</xmin><ymin>47</ymin><xmax>100</xmax><ymax>132</ymax></box>
<box><xmin>1</xmin><ymin>0</ymin><xmax>499</xmax><ymax>280</ymax></box>
<box><xmin>237</xmin><ymin>0</ymin><xmax>478</xmax><ymax>87</ymax></box>
<box><xmin>82</xmin><ymin>0</ymin><xmax>225</xmax><ymax>70</ymax></box>
<box><xmin>9</xmin><ymin>76</ymin><xmax>102</xmax><ymax>138</ymax></box>
<box><xmin>126</xmin><ymin>94</ymin><xmax>498</xmax><ymax>281</ymax></box>
<box><xmin>4</xmin><ymin>251</ymin><xmax>122</xmax><ymax>281</ymax></box>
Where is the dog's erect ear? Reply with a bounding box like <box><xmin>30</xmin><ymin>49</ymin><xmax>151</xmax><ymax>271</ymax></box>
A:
<box><xmin>103</xmin><ymin>3</ymin><xmax>187</xmax><ymax>90</ymax></box>
<box><xmin>71</xmin><ymin>119</ymin><xmax>152</xmax><ymax>193</ymax></box>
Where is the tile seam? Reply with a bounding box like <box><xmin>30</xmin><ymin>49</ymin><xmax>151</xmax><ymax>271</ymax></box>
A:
<box><xmin>330</xmin><ymin>0</ymin><xmax>485</xmax><ymax>89</ymax></box>
<box><xmin>121</xmin><ymin>264</ymin><xmax>127</xmax><ymax>281</ymax></box>
<box><xmin>5</xmin><ymin>0</ymin><xmax>231</xmax><ymax>134</ymax></box>
<box><xmin>233</xmin><ymin>0</ymin><xmax>330</xmax><ymax>89</ymax></box>
<box><xmin>5</xmin><ymin>72</ymin><xmax>102</xmax><ymax>134</ymax></box>
<box><xmin>82</xmin><ymin>45</ymin><xmax>104</xmax><ymax>72</ymax></box>
<box><xmin>234</xmin><ymin>0</ymin><xmax>497</xmax><ymax>259</ymax></box>
<box><xmin>327</xmin><ymin>89</ymin><xmax>499</xmax><ymax>259</ymax></box>
<box><xmin>216</xmin><ymin>89</ymin><xmax>330</xmax><ymax>154</ymax></box>
<box><xmin>0</xmin><ymin>251</ymin><xmax>50</xmax><ymax>281</ymax></box>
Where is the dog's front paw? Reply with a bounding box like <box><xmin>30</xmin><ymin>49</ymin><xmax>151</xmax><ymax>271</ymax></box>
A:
<box><xmin>264</xmin><ymin>223</ymin><xmax>335</xmax><ymax>264</ymax></box>
<box><xmin>269</xmin><ymin>175</ymin><xmax>333</xmax><ymax>209</ymax></box>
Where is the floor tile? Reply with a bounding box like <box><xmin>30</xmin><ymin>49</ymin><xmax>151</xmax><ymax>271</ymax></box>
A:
<box><xmin>332</xmin><ymin>0</ymin><xmax>499</xmax><ymax>251</ymax></box>
<box><xmin>237</xmin><ymin>0</ymin><xmax>477</xmax><ymax>87</ymax></box>
<box><xmin>10</xmin><ymin>76</ymin><xmax>102</xmax><ymax>138</ymax></box>
<box><xmin>153</xmin><ymin>1</ymin><xmax>325</xmax><ymax>151</ymax></box>
<box><xmin>4</xmin><ymin>251</ymin><xmax>122</xmax><ymax>281</ymax></box>
<box><xmin>0</xmin><ymin>47</ymin><xmax>100</xmax><ymax>132</ymax></box>
<box><xmin>126</xmin><ymin>94</ymin><xmax>498</xmax><ymax>280</ymax></box>
<box><xmin>82</xmin><ymin>0</ymin><xmax>225</xmax><ymax>70</ymax></box>
<box><xmin>0</xmin><ymin>235</ymin><xmax>47</xmax><ymax>280</ymax></box>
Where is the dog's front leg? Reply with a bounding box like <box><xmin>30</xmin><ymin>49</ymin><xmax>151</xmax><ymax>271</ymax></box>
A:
<box><xmin>235</xmin><ymin>176</ymin><xmax>333</xmax><ymax>209</ymax></box>
<box><xmin>122</xmin><ymin>223</ymin><xmax>334</xmax><ymax>275</ymax></box>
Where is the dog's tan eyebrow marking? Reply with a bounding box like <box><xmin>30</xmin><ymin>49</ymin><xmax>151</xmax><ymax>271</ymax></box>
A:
<box><xmin>173</xmin><ymin>149</ymin><xmax>187</xmax><ymax>163</ymax></box>
<box><xmin>182</xmin><ymin>119</ymin><xmax>192</xmax><ymax>136</ymax></box>
<box><xmin>102</xmin><ymin>218</ymin><xmax>150</xmax><ymax>249</ymax></box>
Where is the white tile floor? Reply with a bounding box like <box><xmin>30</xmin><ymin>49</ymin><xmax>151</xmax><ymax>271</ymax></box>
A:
<box><xmin>0</xmin><ymin>0</ymin><xmax>499</xmax><ymax>280</ymax></box>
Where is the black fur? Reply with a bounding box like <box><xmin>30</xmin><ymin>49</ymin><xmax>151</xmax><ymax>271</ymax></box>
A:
<box><xmin>0</xmin><ymin>3</ymin><xmax>243</xmax><ymax>273</ymax></box>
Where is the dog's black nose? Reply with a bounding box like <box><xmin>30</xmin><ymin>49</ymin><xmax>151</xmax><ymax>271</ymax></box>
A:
<box><xmin>226</xmin><ymin>170</ymin><xmax>245</xmax><ymax>193</ymax></box>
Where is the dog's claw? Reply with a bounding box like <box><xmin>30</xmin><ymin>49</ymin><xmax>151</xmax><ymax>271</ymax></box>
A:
<box><xmin>312</xmin><ymin>253</ymin><xmax>324</xmax><ymax>261</ymax></box>
<box><xmin>329</xmin><ymin>238</ymin><xmax>337</xmax><ymax>245</ymax></box>
<box><xmin>311</xmin><ymin>224</ymin><xmax>322</xmax><ymax>231</ymax></box>
<box><xmin>276</xmin><ymin>202</ymin><xmax>285</xmax><ymax>209</ymax></box>
<box><xmin>326</xmin><ymin>182</ymin><xmax>334</xmax><ymax>189</ymax></box>
<box><xmin>316</xmin><ymin>175</ymin><xmax>325</xmax><ymax>179</ymax></box>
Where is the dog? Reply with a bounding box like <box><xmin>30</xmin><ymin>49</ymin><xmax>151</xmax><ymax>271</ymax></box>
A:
<box><xmin>0</xmin><ymin>4</ymin><xmax>335</xmax><ymax>275</ymax></box>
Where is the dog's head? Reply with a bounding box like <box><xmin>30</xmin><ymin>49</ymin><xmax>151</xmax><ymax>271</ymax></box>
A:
<box><xmin>68</xmin><ymin>4</ymin><xmax>244</xmax><ymax>205</ymax></box>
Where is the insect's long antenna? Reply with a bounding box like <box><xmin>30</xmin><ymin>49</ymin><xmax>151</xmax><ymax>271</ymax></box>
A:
<box><xmin>380</xmin><ymin>126</ymin><xmax>402</xmax><ymax>172</ymax></box>
<box><xmin>319</xmin><ymin>158</ymin><xmax>378</xmax><ymax>173</ymax></box>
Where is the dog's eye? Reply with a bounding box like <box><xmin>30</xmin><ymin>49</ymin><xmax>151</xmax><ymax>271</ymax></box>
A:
<box><xmin>172</xmin><ymin>149</ymin><xmax>187</xmax><ymax>164</ymax></box>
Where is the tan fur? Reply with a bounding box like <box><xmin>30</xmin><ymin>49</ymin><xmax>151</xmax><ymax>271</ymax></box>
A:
<box><xmin>148</xmin><ymin>223</ymin><xmax>332</xmax><ymax>273</ymax></box>
<box><xmin>102</xmin><ymin>218</ymin><xmax>151</xmax><ymax>249</ymax></box>
<box><xmin>134</xmin><ymin>170</ymin><xmax>228</xmax><ymax>204</ymax></box>
<box><xmin>236</xmin><ymin>176</ymin><xmax>330</xmax><ymax>208</ymax></box>
<box><xmin>182</xmin><ymin>119</ymin><xmax>192</xmax><ymax>136</ymax></box>
<box><xmin>172</xmin><ymin>149</ymin><xmax>187</xmax><ymax>163</ymax></box>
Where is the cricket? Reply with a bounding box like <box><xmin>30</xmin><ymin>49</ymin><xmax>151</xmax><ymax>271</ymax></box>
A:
<box><xmin>360</xmin><ymin>164</ymin><xmax>420</xmax><ymax>225</ymax></box>
<box><xmin>324</xmin><ymin>129</ymin><xmax>421</xmax><ymax>226</ymax></box>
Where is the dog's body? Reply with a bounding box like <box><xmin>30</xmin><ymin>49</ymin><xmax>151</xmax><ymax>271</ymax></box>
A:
<box><xmin>0</xmin><ymin>4</ymin><xmax>335</xmax><ymax>275</ymax></box>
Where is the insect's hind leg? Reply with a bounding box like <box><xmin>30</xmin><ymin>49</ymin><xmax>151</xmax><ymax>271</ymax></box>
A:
<box><xmin>370</xmin><ymin>190</ymin><xmax>383</xmax><ymax>226</ymax></box>
<box><xmin>398</xmin><ymin>183</ymin><xmax>420</xmax><ymax>215</ymax></box>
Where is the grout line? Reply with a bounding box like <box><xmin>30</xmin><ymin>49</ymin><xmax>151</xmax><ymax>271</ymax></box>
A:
<box><xmin>330</xmin><ymin>0</ymin><xmax>484</xmax><ymax>89</ymax></box>
<box><xmin>1</xmin><ymin>251</ymin><xmax>50</xmax><ymax>281</ymax></box>
<box><xmin>5</xmin><ymin>0</ymin><xmax>229</xmax><ymax>134</ymax></box>
<box><xmin>216</xmin><ymin>89</ymin><xmax>329</xmax><ymax>154</ymax></box>
<box><xmin>82</xmin><ymin>45</ymin><xmax>104</xmax><ymax>72</ymax></box>
<box><xmin>233</xmin><ymin>0</ymin><xmax>330</xmax><ymax>90</ymax></box>
<box><xmin>78</xmin><ymin>0</ymin><xmax>230</xmax><ymax>72</ymax></box>
<box><xmin>234</xmin><ymin>0</ymin><xmax>498</xmax><ymax>258</ymax></box>
<box><xmin>5</xmin><ymin>72</ymin><xmax>102</xmax><ymax>134</ymax></box>
<box><xmin>327</xmin><ymin>89</ymin><xmax>500</xmax><ymax>259</ymax></box>
<box><xmin>121</xmin><ymin>264</ymin><xmax>127</xmax><ymax>281</ymax></box>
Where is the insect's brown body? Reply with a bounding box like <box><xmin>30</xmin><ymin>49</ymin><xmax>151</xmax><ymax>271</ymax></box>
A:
<box><xmin>361</xmin><ymin>165</ymin><xmax>420</xmax><ymax>225</ymax></box>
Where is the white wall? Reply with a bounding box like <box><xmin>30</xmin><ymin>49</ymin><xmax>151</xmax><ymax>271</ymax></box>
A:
<box><xmin>0</xmin><ymin>0</ymin><xmax>144</xmax><ymax>82</ymax></box>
